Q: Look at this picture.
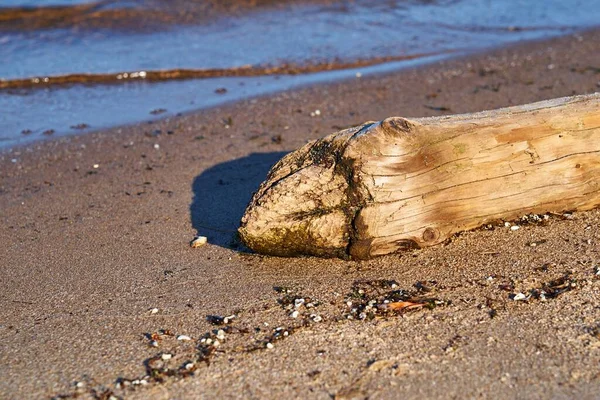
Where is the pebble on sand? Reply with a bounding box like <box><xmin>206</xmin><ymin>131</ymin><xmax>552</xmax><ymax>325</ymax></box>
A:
<box><xmin>512</xmin><ymin>292</ymin><xmax>527</xmax><ymax>301</ymax></box>
<box><xmin>191</xmin><ymin>236</ymin><xmax>208</xmax><ymax>248</ymax></box>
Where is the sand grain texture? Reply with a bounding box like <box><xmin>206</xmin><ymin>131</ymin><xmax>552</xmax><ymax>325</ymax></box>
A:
<box><xmin>2</xmin><ymin>30</ymin><xmax>600</xmax><ymax>399</ymax></box>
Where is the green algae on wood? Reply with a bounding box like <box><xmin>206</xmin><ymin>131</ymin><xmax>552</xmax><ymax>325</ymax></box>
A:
<box><xmin>239</xmin><ymin>93</ymin><xmax>600</xmax><ymax>259</ymax></box>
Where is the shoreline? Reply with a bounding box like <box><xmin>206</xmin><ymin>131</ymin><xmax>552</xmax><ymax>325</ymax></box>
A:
<box><xmin>3</xmin><ymin>26</ymin><xmax>600</xmax><ymax>156</ymax></box>
<box><xmin>2</xmin><ymin>30</ymin><xmax>600</xmax><ymax>398</ymax></box>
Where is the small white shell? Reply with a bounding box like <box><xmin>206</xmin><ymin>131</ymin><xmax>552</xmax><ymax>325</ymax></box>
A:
<box><xmin>512</xmin><ymin>293</ymin><xmax>527</xmax><ymax>301</ymax></box>
<box><xmin>190</xmin><ymin>236</ymin><xmax>208</xmax><ymax>248</ymax></box>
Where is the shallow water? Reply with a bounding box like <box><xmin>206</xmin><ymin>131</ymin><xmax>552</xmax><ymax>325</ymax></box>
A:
<box><xmin>1</xmin><ymin>0</ymin><xmax>599</xmax><ymax>148</ymax></box>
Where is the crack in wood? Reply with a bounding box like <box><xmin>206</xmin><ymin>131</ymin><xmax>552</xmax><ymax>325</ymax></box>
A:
<box><xmin>239</xmin><ymin>93</ymin><xmax>600</xmax><ymax>259</ymax></box>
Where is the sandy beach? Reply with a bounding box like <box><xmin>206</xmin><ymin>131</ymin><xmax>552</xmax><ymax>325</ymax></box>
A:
<box><xmin>2</xmin><ymin>29</ymin><xmax>600</xmax><ymax>399</ymax></box>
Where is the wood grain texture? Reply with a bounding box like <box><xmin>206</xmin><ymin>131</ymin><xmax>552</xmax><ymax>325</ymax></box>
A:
<box><xmin>239</xmin><ymin>93</ymin><xmax>600</xmax><ymax>259</ymax></box>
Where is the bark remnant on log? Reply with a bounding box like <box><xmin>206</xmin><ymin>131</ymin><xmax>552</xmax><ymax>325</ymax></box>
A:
<box><xmin>239</xmin><ymin>93</ymin><xmax>600</xmax><ymax>259</ymax></box>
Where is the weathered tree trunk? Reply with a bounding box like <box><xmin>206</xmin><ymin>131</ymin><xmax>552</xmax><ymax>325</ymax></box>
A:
<box><xmin>239</xmin><ymin>93</ymin><xmax>600</xmax><ymax>259</ymax></box>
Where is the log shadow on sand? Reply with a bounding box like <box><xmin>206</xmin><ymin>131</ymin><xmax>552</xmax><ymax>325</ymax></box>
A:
<box><xmin>190</xmin><ymin>151</ymin><xmax>287</xmax><ymax>249</ymax></box>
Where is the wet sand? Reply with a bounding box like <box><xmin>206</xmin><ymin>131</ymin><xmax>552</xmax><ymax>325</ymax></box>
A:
<box><xmin>0</xmin><ymin>52</ymin><xmax>445</xmax><ymax>90</ymax></box>
<box><xmin>5</xmin><ymin>0</ymin><xmax>599</xmax><ymax>148</ymax></box>
<box><xmin>0</xmin><ymin>0</ymin><xmax>346</xmax><ymax>31</ymax></box>
<box><xmin>2</xmin><ymin>30</ymin><xmax>600</xmax><ymax>399</ymax></box>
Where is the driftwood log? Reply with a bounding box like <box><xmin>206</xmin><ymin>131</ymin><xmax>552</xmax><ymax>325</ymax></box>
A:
<box><xmin>239</xmin><ymin>93</ymin><xmax>600</xmax><ymax>259</ymax></box>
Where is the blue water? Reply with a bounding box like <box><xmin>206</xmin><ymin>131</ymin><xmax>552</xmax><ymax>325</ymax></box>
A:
<box><xmin>1</xmin><ymin>0</ymin><xmax>599</xmax><ymax>148</ymax></box>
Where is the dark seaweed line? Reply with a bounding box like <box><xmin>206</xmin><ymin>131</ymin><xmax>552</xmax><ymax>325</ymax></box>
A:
<box><xmin>0</xmin><ymin>51</ymin><xmax>452</xmax><ymax>91</ymax></box>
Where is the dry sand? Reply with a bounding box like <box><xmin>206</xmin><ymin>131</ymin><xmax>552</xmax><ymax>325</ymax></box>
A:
<box><xmin>2</xmin><ymin>30</ymin><xmax>600</xmax><ymax>399</ymax></box>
